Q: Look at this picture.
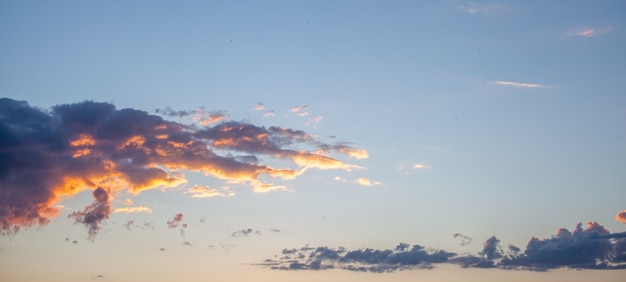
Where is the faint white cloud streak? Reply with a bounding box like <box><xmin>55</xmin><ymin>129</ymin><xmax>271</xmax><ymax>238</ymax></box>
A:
<box><xmin>413</xmin><ymin>163</ymin><xmax>432</xmax><ymax>169</ymax></box>
<box><xmin>568</xmin><ymin>27</ymin><xmax>612</xmax><ymax>37</ymax></box>
<box><xmin>493</xmin><ymin>81</ymin><xmax>545</xmax><ymax>88</ymax></box>
<box><xmin>460</xmin><ymin>3</ymin><xmax>507</xmax><ymax>14</ymax></box>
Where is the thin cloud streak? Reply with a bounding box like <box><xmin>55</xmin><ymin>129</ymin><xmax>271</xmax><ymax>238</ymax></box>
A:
<box><xmin>493</xmin><ymin>81</ymin><xmax>545</xmax><ymax>88</ymax></box>
<box><xmin>567</xmin><ymin>27</ymin><xmax>612</xmax><ymax>37</ymax></box>
<box><xmin>113</xmin><ymin>206</ymin><xmax>153</xmax><ymax>214</ymax></box>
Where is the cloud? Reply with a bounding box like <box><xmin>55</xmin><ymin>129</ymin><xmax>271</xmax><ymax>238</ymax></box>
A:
<box><xmin>567</xmin><ymin>27</ymin><xmax>612</xmax><ymax>37</ymax></box>
<box><xmin>232</xmin><ymin>228</ymin><xmax>261</xmax><ymax>237</ymax></box>
<box><xmin>354</xmin><ymin>178</ymin><xmax>381</xmax><ymax>187</ymax></box>
<box><xmin>185</xmin><ymin>185</ymin><xmax>234</xmax><ymax>198</ymax></box>
<box><xmin>413</xmin><ymin>163</ymin><xmax>432</xmax><ymax>169</ymax></box>
<box><xmin>616</xmin><ymin>210</ymin><xmax>626</xmax><ymax>224</ymax></box>
<box><xmin>493</xmin><ymin>81</ymin><xmax>545</xmax><ymax>88</ymax></box>
<box><xmin>255</xmin><ymin>103</ymin><xmax>264</xmax><ymax>111</ymax></box>
<box><xmin>68</xmin><ymin>187</ymin><xmax>111</xmax><ymax>239</ymax></box>
<box><xmin>453</xmin><ymin>233</ymin><xmax>473</xmax><ymax>246</ymax></box>
<box><xmin>261</xmin><ymin>221</ymin><xmax>626</xmax><ymax>272</ymax></box>
<box><xmin>113</xmin><ymin>206</ymin><xmax>153</xmax><ymax>214</ymax></box>
<box><xmin>291</xmin><ymin>105</ymin><xmax>309</xmax><ymax>116</ymax></box>
<box><xmin>260</xmin><ymin>243</ymin><xmax>456</xmax><ymax>272</ymax></box>
<box><xmin>167</xmin><ymin>213</ymin><xmax>184</xmax><ymax>228</ymax></box>
<box><xmin>460</xmin><ymin>3</ymin><xmax>507</xmax><ymax>14</ymax></box>
<box><xmin>0</xmin><ymin>98</ymin><xmax>366</xmax><ymax>236</ymax></box>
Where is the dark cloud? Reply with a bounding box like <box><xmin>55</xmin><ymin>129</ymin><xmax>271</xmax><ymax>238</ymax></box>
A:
<box><xmin>260</xmin><ymin>243</ymin><xmax>456</xmax><ymax>272</ymax></box>
<box><xmin>0</xmin><ymin>98</ymin><xmax>366</xmax><ymax>236</ymax></box>
<box><xmin>453</xmin><ymin>233</ymin><xmax>473</xmax><ymax>246</ymax></box>
<box><xmin>262</xmin><ymin>222</ymin><xmax>626</xmax><ymax>272</ymax></box>
<box><xmin>167</xmin><ymin>213</ymin><xmax>183</xmax><ymax>228</ymax></box>
<box><xmin>68</xmin><ymin>187</ymin><xmax>111</xmax><ymax>239</ymax></box>
<box><xmin>232</xmin><ymin>228</ymin><xmax>261</xmax><ymax>237</ymax></box>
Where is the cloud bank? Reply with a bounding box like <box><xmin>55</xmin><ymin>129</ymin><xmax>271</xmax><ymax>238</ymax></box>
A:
<box><xmin>0</xmin><ymin>98</ymin><xmax>367</xmax><ymax>236</ymax></box>
<box><xmin>261</xmin><ymin>222</ymin><xmax>626</xmax><ymax>272</ymax></box>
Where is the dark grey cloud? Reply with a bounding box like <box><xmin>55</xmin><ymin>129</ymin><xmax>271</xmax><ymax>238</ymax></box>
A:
<box><xmin>167</xmin><ymin>213</ymin><xmax>184</xmax><ymax>228</ymax></box>
<box><xmin>232</xmin><ymin>228</ymin><xmax>261</xmax><ymax>237</ymax></box>
<box><xmin>261</xmin><ymin>222</ymin><xmax>626</xmax><ymax>272</ymax></box>
<box><xmin>0</xmin><ymin>98</ymin><xmax>366</xmax><ymax>236</ymax></box>
<box><xmin>453</xmin><ymin>233</ymin><xmax>473</xmax><ymax>246</ymax></box>
<box><xmin>68</xmin><ymin>187</ymin><xmax>111</xmax><ymax>239</ymax></box>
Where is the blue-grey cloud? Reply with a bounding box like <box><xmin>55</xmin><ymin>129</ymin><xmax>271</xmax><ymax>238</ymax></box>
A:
<box><xmin>261</xmin><ymin>222</ymin><xmax>626</xmax><ymax>272</ymax></box>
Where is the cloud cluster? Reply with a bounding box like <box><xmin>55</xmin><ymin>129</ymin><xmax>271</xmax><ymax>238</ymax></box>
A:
<box><xmin>0</xmin><ymin>98</ymin><xmax>366</xmax><ymax>236</ymax></box>
<box><xmin>261</xmin><ymin>222</ymin><xmax>626</xmax><ymax>272</ymax></box>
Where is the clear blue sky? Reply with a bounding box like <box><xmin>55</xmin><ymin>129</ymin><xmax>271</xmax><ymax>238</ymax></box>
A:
<box><xmin>1</xmin><ymin>1</ymin><xmax>625</xmax><ymax>281</ymax></box>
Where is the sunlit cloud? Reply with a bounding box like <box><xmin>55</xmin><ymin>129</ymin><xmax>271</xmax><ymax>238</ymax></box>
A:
<box><xmin>185</xmin><ymin>185</ymin><xmax>234</xmax><ymax>198</ymax></box>
<box><xmin>305</xmin><ymin>116</ymin><xmax>323</xmax><ymax>126</ymax></box>
<box><xmin>262</xmin><ymin>110</ymin><xmax>275</xmax><ymax>118</ymax></box>
<box><xmin>493</xmin><ymin>80</ymin><xmax>545</xmax><ymax>88</ymax></box>
<box><xmin>413</xmin><ymin>163</ymin><xmax>432</xmax><ymax>169</ymax></box>
<box><xmin>113</xmin><ymin>206</ymin><xmax>153</xmax><ymax>214</ymax></box>
<box><xmin>255</xmin><ymin>103</ymin><xmax>264</xmax><ymax>111</ymax></box>
<box><xmin>0</xmin><ymin>98</ymin><xmax>366</xmax><ymax>236</ymax></box>
<box><xmin>354</xmin><ymin>177</ymin><xmax>381</xmax><ymax>187</ymax></box>
<box><xmin>567</xmin><ymin>26</ymin><xmax>612</xmax><ymax>37</ymax></box>
<box><xmin>616</xmin><ymin>210</ymin><xmax>626</xmax><ymax>224</ymax></box>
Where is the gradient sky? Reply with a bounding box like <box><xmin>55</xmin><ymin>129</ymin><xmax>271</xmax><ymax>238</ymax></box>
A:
<box><xmin>1</xmin><ymin>1</ymin><xmax>626</xmax><ymax>281</ymax></box>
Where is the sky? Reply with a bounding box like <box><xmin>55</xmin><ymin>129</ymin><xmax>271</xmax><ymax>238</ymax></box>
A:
<box><xmin>1</xmin><ymin>0</ymin><xmax>626</xmax><ymax>281</ymax></box>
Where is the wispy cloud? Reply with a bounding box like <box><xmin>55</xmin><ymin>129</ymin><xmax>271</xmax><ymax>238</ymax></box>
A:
<box><xmin>567</xmin><ymin>26</ymin><xmax>612</xmax><ymax>37</ymax></box>
<box><xmin>255</xmin><ymin>103</ymin><xmax>264</xmax><ymax>111</ymax></box>
<box><xmin>413</xmin><ymin>163</ymin><xmax>432</xmax><ymax>169</ymax></box>
<box><xmin>0</xmin><ymin>98</ymin><xmax>366</xmax><ymax>236</ymax></box>
<box><xmin>185</xmin><ymin>185</ymin><xmax>234</xmax><ymax>198</ymax></box>
<box><xmin>113</xmin><ymin>206</ymin><xmax>153</xmax><ymax>214</ymax></box>
<box><xmin>460</xmin><ymin>2</ymin><xmax>507</xmax><ymax>14</ymax></box>
<box><xmin>261</xmin><ymin>221</ymin><xmax>626</xmax><ymax>272</ymax></box>
<box><xmin>493</xmin><ymin>80</ymin><xmax>545</xmax><ymax>88</ymax></box>
<box><xmin>232</xmin><ymin>228</ymin><xmax>261</xmax><ymax>237</ymax></box>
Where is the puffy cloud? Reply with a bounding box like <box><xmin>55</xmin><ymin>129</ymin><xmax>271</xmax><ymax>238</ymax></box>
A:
<box><xmin>616</xmin><ymin>210</ymin><xmax>626</xmax><ymax>224</ymax></box>
<box><xmin>0</xmin><ymin>98</ymin><xmax>366</xmax><ymax>235</ymax></box>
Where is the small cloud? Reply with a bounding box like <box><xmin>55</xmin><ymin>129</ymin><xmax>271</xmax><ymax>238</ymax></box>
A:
<box><xmin>255</xmin><ymin>103</ymin><xmax>264</xmax><ymax>111</ymax></box>
<box><xmin>167</xmin><ymin>213</ymin><xmax>184</xmax><ymax>228</ymax></box>
<box><xmin>291</xmin><ymin>105</ymin><xmax>309</xmax><ymax>113</ymax></box>
<box><xmin>263</xmin><ymin>110</ymin><xmax>275</xmax><ymax>118</ymax></box>
<box><xmin>354</xmin><ymin>178</ymin><xmax>381</xmax><ymax>187</ymax></box>
<box><xmin>232</xmin><ymin>228</ymin><xmax>261</xmax><ymax>237</ymax></box>
<box><xmin>113</xmin><ymin>206</ymin><xmax>153</xmax><ymax>214</ymax></box>
<box><xmin>616</xmin><ymin>210</ymin><xmax>626</xmax><ymax>224</ymax></box>
<box><xmin>460</xmin><ymin>3</ymin><xmax>507</xmax><ymax>14</ymax></box>
<box><xmin>453</xmin><ymin>233</ymin><xmax>473</xmax><ymax>246</ymax></box>
<box><xmin>269</xmin><ymin>229</ymin><xmax>281</xmax><ymax>233</ymax></box>
<box><xmin>493</xmin><ymin>81</ymin><xmax>545</xmax><ymax>88</ymax></box>
<box><xmin>185</xmin><ymin>185</ymin><xmax>234</xmax><ymax>198</ymax></box>
<box><xmin>413</xmin><ymin>163</ymin><xmax>432</xmax><ymax>169</ymax></box>
<box><xmin>334</xmin><ymin>176</ymin><xmax>346</xmax><ymax>182</ymax></box>
<box><xmin>183</xmin><ymin>241</ymin><xmax>193</xmax><ymax>246</ymax></box>
<box><xmin>567</xmin><ymin>26</ymin><xmax>611</xmax><ymax>37</ymax></box>
<box><xmin>123</xmin><ymin>198</ymin><xmax>133</xmax><ymax>205</ymax></box>
<box><xmin>305</xmin><ymin>116</ymin><xmax>323</xmax><ymax>127</ymax></box>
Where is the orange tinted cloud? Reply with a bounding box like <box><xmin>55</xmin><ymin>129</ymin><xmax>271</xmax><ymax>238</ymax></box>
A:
<box><xmin>185</xmin><ymin>185</ymin><xmax>234</xmax><ymax>198</ymax></box>
<box><xmin>354</xmin><ymin>178</ymin><xmax>380</xmax><ymax>186</ymax></box>
<box><xmin>616</xmin><ymin>210</ymin><xmax>626</xmax><ymax>224</ymax></box>
<box><xmin>0</xmin><ymin>98</ymin><xmax>366</xmax><ymax>235</ymax></box>
<box><xmin>114</xmin><ymin>206</ymin><xmax>153</xmax><ymax>214</ymax></box>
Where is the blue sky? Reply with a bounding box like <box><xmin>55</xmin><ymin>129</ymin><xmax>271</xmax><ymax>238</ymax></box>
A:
<box><xmin>1</xmin><ymin>1</ymin><xmax>626</xmax><ymax>281</ymax></box>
